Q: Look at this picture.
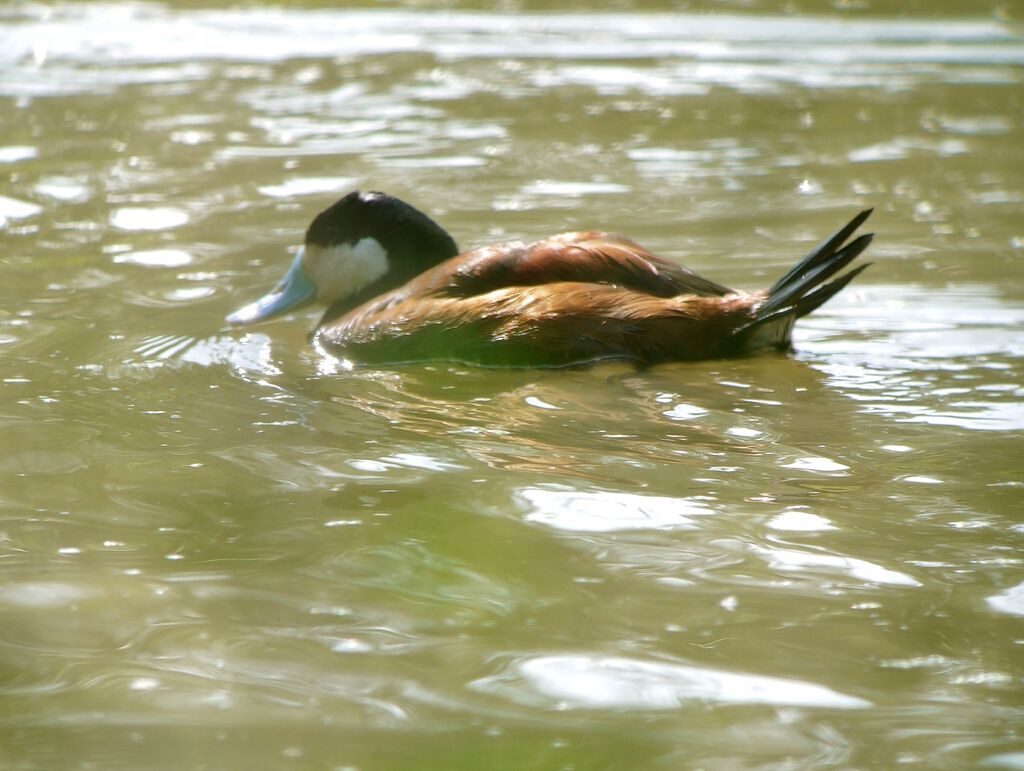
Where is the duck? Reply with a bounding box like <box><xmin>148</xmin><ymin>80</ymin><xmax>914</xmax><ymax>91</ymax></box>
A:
<box><xmin>226</xmin><ymin>190</ymin><xmax>873</xmax><ymax>367</ymax></box>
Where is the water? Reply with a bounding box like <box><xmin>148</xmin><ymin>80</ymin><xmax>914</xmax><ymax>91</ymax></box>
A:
<box><xmin>2</xmin><ymin>2</ymin><xmax>1023</xmax><ymax>769</ymax></box>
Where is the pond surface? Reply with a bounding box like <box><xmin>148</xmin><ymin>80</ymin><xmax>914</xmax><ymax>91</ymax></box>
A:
<box><xmin>2</xmin><ymin>2</ymin><xmax>1023</xmax><ymax>769</ymax></box>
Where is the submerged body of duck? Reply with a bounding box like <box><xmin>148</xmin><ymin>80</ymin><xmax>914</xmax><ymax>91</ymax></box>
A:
<box><xmin>227</xmin><ymin>191</ymin><xmax>873</xmax><ymax>367</ymax></box>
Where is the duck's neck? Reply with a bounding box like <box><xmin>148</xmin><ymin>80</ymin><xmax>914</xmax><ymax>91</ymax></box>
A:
<box><xmin>314</xmin><ymin>259</ymin><xmax>430</xmax><ymax>328</ymax></box>
<box><xmin>315</xmin><ymin>227</ymin><xmax>462</xmax><ymax>328</ymax></box>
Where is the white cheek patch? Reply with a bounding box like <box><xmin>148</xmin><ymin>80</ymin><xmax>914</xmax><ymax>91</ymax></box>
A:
<box><xmin>307</xmin><ymin>237</ymin><xmax>389</xmax><ymax>303</ymax></box>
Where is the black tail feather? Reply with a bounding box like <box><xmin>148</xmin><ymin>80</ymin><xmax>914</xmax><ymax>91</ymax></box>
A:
<box><xmin>785</xmin><ymin>261</ymin><xmax>872</xmax><ymax>319</ymax></box>
<box><xmin>757</xmin><ymin>231</ymin><xmax>873</xmax><ymax>317</ymax></box>
<box><xmin>767</xmin><ymin>208</ymin><xmax>873</xmax><ymax>297</ymax></box>
<box><xmin>733</xmin><ymin>209</ymin><xmax>873</xmax><ymax>348</ymax></box>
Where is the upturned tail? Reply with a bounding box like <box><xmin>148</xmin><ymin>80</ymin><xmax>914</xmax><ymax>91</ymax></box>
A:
<box><xmin>734</xmin><ymin>209</ymin><xmax>873</xmax><ymax>353</ymax></box>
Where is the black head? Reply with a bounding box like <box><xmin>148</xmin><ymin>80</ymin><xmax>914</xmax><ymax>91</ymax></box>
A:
<box><xmin>226</xmin><ymin>190</ymin><xmax>460</xmax><ymax>326</ymax></box>
<box><xmin>305</xmin><ymin>190</ymin><xmax>459</xmax><ymax>272</ymax></box>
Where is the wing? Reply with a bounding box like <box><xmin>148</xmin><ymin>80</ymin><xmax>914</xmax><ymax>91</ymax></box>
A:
<box><xmin>316</xmin><ymin>282</ymin><xmax>758</xmax><ymax>367</ymax></box>
<box><xmin>422</xmin><ymin>232</ymin><xmax>733</xmax><ymax>299</ymax></box>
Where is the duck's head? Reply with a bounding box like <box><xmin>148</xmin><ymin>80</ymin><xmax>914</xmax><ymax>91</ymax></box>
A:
<box><xmin>226</xmin><ymin>190</ymin><xmax>459</xmax><ymax>324</ymax></box>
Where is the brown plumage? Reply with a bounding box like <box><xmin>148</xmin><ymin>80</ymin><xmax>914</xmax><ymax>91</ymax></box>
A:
<box><xmin>318</xmin><ymin>237</ymin><xmax>753</xmax><ymax>366</ymax></box>
<box><xmin>226</xmin><ymin>191</ymin><xmax>874</xmax><ymax>368</ymax></box>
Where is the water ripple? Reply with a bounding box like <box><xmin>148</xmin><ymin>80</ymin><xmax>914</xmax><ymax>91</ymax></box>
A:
<box><xmin>519</xmin><ymin>488</ymin><xmax>715</xmax><ymax>532</ymax></box>
<box><xmin>472</xmin><ymin>654</ymin><xmax>871</xmax><ymax>710</ymax></box>
<box><xmin>4</xmin><ymin>7</ymin><xmax>1022</xmax><ymax>99</ymax></box>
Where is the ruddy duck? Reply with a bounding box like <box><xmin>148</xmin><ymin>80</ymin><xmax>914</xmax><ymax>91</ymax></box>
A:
<box><xmin>227</xmin><ymin>191</ymin><xmax>872</xmax><ymax>367</ymax></box>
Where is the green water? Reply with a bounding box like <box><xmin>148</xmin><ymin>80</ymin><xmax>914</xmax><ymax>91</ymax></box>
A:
<box><xmin>1</xmin><ymin>2</ymin><xmax>1023</xmax><ymax>769</ymax></box>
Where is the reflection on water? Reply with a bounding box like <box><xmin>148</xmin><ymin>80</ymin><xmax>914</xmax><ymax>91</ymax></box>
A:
<box><xmin>472</xmin><ymin>654</ymin><xmax>872</xmax><ymax>709</ymax></box>
<box><xmin>519</xmin><ymin>488</ymin><xmax>715</xmax><ymax>532</ymax></box>
<box><xmin>2</xmin><ymin>1</ymin><xmax>1023</xmax><ymax>769</ymax></box>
